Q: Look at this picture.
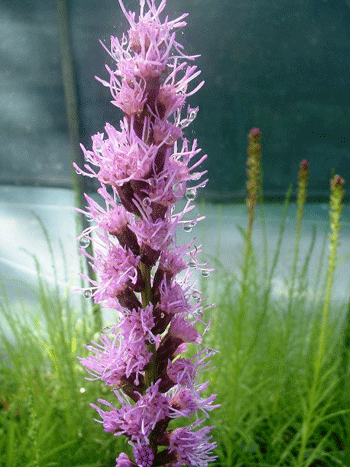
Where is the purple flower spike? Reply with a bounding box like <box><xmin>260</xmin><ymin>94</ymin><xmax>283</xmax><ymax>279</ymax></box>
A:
<box><xmin>76</xmin><ymin>1</ymin><xmax>219</xmax><ymax>465</ymax></box>
<box><xmin>115</xmin><ymin>452</ymin><xmax>136</xmax><ymax>467</ymax></box>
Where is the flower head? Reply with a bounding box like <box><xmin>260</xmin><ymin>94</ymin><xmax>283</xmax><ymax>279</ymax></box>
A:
<box><xmin>76</xmin><ymin>1</ymin><xmax>218</xmax><ymax>465</ymax></box>
<box><xmin>168</xmin><ymin>424</ymin><xmax>218</xmax><ymax>467</ymax></box>
<box><xmin>115</xmin><ymin>452</ymin><xmax>136</xmax><ymax>467</ymax></box>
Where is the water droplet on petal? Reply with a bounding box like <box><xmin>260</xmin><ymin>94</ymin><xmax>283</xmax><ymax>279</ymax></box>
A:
<box><xmin>111</xmin><ymin>45</ymin><xmax>121</xmax><ymax>61</ymax></box>
<box><xmin>183</xmin><ymin>223</ymin><xmax>192</xmax><ymax>232</ymax></box>
<box><xmin>83</xmin><ymin>288</ymin><xmax>93</xmax><ymax>299</ymax></box>
<box><xmin>192</xmin><ymin>292</ymin><xmax>201</xmax><ymax>302</ymax></box>
<box><xmin>85</xmin><ymin>213</ymin><xmax>94</xmax><ymax>222</ymax></box>
<box><xmin>94</xmin><ymin>142</ymin><xmax>103</xmax><ymax>153</ymax></box>
<box><xmin>143</xmin><ymin>197</ymin><xmax>151</xmax><ymax>207</ymax></box>
<box><xmin>79</xmin><ymin>236</ymin><xmax>90</xmax><ymax>248</ymax></box>
<box><xmin>191</xmin><ymin>172</ymin><xmax>202</xmax><ymax>180</ymax></box>
<box><xmin>186</xmin><ymin>188</ymin><xmax>197</xmax><ymax>201</ymax></box>
<box><xmin>189</xmin><ymin>109</ymin><xmax>198</xmax><ymax>121</ymax></box>
<box><xmin>179</xmin><ymin>118</ymin><xmax>190</xmax><ymax>129</ymax></box>
<box><xmin>165</xmin><ymin>134</ymin><xmax>174</xmax><ymax>145</ymax></box>
<box><xmin>188</xmin><ymin>259</ymin><xmax>196</xmax><ymax>268</ymax></box>
<box><xmin>201</xmin><ymin>269</ymin><xmax>211</xmax><ymax>277</ymax></box>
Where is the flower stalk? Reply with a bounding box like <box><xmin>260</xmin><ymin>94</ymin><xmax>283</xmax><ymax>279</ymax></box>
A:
<box><xmin>297</xmin><ymin>174</ymin><xmax>345</xmax><ymax>466</ymax></box>
<box><xmin>246</xmin><ymin>127</ymin><xmax>262</xmax><ymax>242</ymax></box>
<box><xmin>74</xmin><ymin>1</ymin><xmax>219</xmax><ymax>466</ymax></box>
<box><xmin>285</xmin><ymin>159</ymin><xmax>310</xmax><ymax>334</ymax></box>
<box><xmin>242</xmin><ymin>127</ymin><xmax>262</xmax><ymax>294</ymax></box>
<box><xmin>296</xmin><ymin>159</ymin><xmax>310</xmax><ymax>227</ymax></box>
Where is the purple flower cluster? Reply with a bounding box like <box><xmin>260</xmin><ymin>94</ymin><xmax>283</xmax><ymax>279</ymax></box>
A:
<box><xmin>75</xmin><ymin>1</ymin><xmax>219</xmax><ymax>466</ymax></box>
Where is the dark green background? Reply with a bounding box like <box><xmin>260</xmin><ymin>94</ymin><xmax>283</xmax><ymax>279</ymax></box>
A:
<box><xmin>1</xmin><ymin>0</ymin><xmax>349</xmax><ymax>201</ymax></box>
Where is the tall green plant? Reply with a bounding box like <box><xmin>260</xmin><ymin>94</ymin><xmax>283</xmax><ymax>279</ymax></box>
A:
<box><xmin>272</xmin><ymin>160</ymin><xmax>310</xmax><ymax>412</ymax></box>
<box><xmin>286</xmin><ymin>159</ymin><xmax>310</xmax><ymax>331</ymax></box>
<box><xmin>297</xmin><ymin>174</ymin><xmax>345</xmax><ymax>466</ymax></box>
<box><xmin>228</xmin><ymin>128</ymin><xmax>263</xmax><ymax>422</ymax></box>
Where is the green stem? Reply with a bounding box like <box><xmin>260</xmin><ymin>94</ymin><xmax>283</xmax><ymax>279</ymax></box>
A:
<box><xmin>339</xmin><ymin>298</ymin><xmax>350</xmax><ymax>390</ymax></box>
<box><xmin>284</xmin><ymin>198</ymin><xmax>303</xmax><ymax>344</ymax></box>
<box><xmin>297</xmin><ymin>237</ymin><xmax>337</xmax><ymax>466</ymax></box>
<box><xmin>232</xmin><ymin>197</ymin><xmax>255</xmax><ymax>417</ymax></box>
<box><xmin>297</xmin><ymin>176</ymin><xmax>344</xmax><ymax>466</ymax></box>
<box><xmin>248</xmin><ymin>185</ymin><xmax>292</xmax><ymax>363</ymax></box>
<box><xmin>140</xmin><ymin>262</ymin><xmax>152</xmax><ymax>308</ymax></box>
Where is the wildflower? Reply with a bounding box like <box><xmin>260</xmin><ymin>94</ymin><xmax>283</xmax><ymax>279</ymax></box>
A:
<box><xmin>168</xmin><ymin>424</ymin><xmax>218</xmax><ymax>467</ymax></box>
<box><xmin>246</xmin><ymin>127</ymin><xmax>262</xmax><ymax>219</ymax></box>
<box><xmin>297</xmin><ymin>159</ymin><xmax>310</xmax><ymax>225</ymax></box>
<box><xmin>329</xmin><ymin>174</ymin><xmax>345</xmax><ymax>250</ymax></box>
<box><xmin>76</xmin><ymin>0</ymin><xmax>219</xmax><ymax>465</ymax></box>
<box><xmin>115</xmin><ymin>452</ymin><xmax>136</xmax><ymax>467</ymax></box>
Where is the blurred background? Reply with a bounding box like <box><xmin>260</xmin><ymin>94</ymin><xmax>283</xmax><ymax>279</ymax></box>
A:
<box><xmin>1</xmin><ymin>0</ymin><xmax>350</xmax><ymax>323</ymax></box>
<box><xmin>1</xmin><ymin>0</ymin><xmax>350</xmax><ymax>196</ymax></box>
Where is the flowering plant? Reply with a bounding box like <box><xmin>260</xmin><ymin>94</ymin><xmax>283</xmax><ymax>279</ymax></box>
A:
<box><xmin>75</xmin><ymin>1</ymin><xmax>219</xmax><ymax>466</ymax></box>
